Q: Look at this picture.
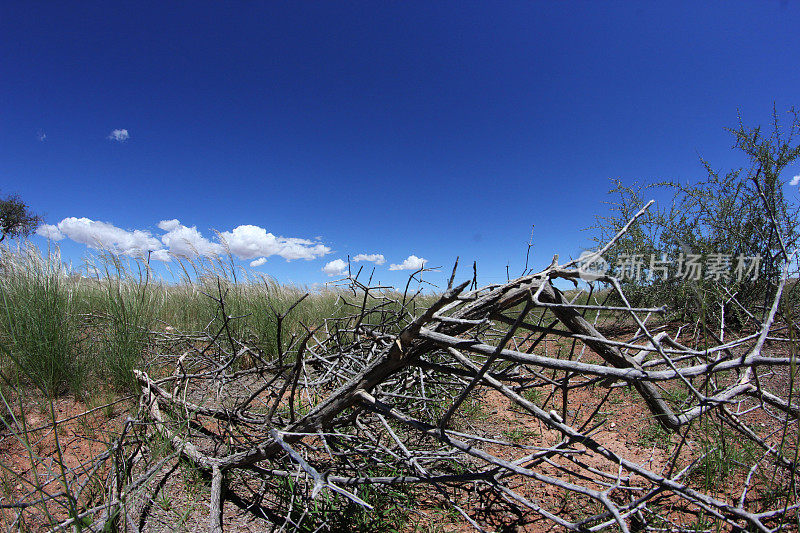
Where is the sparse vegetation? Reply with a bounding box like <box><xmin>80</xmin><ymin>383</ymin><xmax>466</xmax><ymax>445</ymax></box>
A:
<box><xmin>0</xmin><ymin>232</ymin><xmax>797</xmax><ymax>531</ymax></box>
<box><xmin>636</xmin><ymin>419</ymin><xmax>671</xmax><ymax>449</ymax></box>
<box><xmin>0</xmin><ymin>112</ymin><xmax>799</xmax><ymax>531</ymax></box>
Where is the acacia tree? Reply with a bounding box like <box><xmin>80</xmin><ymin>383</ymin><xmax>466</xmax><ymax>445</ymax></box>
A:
<box><xmin>0</xmin><ymin>192</ymin><xmax>43</xmax><ymax>243</ymax></box>
<box><xmin>592</xmin><ymin>107</ymin><xmax>800</xmax><ymax>326</ymax></box>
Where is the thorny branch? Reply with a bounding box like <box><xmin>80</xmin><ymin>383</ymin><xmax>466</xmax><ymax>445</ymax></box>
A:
<box><xmin>2</xmin><ymin>202</ymin><xmax>799</xmax><ymax>532</ymax></box>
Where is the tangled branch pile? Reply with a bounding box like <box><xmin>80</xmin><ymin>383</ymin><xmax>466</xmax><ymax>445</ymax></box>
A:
<box><xmin>2</xmin><ymin>221</ymin><xmax>799</xmax><ymax>532</ymax></box>
<box><xmin>135</xmin><ymin>253</ymin><xmax>798</xmax><ymax>528</ymax></box>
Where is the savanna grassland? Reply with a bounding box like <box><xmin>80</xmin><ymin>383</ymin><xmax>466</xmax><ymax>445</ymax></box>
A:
<box><xmin>1</xmin><ymin>240</ymin><xmax>798</xmax><ymax>533</ymax></box>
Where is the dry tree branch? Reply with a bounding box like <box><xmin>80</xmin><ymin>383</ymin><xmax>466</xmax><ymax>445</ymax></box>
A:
<box><xmin>17</xmin><ymin>199</ymin><xmax>789</xmax><ymax>532</ymax></box>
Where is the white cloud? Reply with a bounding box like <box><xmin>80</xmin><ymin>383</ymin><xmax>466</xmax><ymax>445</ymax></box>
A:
<box><xmin>389</xmin><ymin>255</ymin><xmax>427</xmax><ymax>271</ymax></box>
<box><xmin>149</xmin><ymin>249</ymin><xmax>172</xmax><ymax>262</ymax></box>
<box><xmin>51</xmin><ymin>217</ymin><xmax>162</xmax><ymax>256</ymax></box>
<box><xmin>157</xmin><ymin>219</ymin><xmax>181</xmax><ymax>232</ymax></box>
<box><xmin>790</xmin><ymin>175</ymin><xmax>800</xmax><ymax>186</ymax></box>
<box><xmin>37</xmin><ymin>216</ymin><xmax>332</xmax><ymax>266</ymax></box>
<box><xmin>322</xmin><ymin>259</ymin><xmax>348</xmax><ymax>276</ymax></box>
<box><xmin>353</xmin><ymin>253</ymin><xmax>386</xmax><ymax>265</ymax></box>
<box><xmin>219</xmin><ymin>225</ymin><xmax>330</xmax><ymax>261</ymax></box>
<box><xmin>159</xmin><ymin>220</ymin><xmax>222</xmax><ymax>258</ymax></box>
<box><xmin>108</xmin><ymin>129</ymin><xmax>129</xmax><ymax>142</ymax></box>
<box><xmin>36</xmin><ymin>224</ymin><xmax>64</xmax><ymax>241</ymax></box>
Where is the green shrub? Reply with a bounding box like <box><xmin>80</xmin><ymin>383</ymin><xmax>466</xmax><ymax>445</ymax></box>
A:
<box><xmin>592</xmin><ymin>107</ymin><xmax>800</xmax><ymax>325</ymax></box>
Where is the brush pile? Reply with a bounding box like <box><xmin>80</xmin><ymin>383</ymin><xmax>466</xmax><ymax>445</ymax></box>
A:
<box><xmin>2</xmin><ymin>214</ymin><xmax>798</xmax><ymax>532</ymax></box>
<box><xmin>129</xmin><ymin>250</ymin><xmax>798</xmax><ymax>532</ymax></box>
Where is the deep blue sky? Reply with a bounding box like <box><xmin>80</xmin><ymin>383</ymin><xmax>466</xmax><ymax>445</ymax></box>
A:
<box><xmin>2</xmin><ymin>1</ymin><xmax>799</xmax><ymax>288</ymax></box>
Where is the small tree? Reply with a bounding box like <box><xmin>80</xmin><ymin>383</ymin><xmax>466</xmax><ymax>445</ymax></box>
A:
<box><xmin>0</xmin><ymin>193</ymin><xmax>43</xmax><ymax>243</ymax></box>
<box><xmin>592</xmin><ymin>107</ymin><xmax>800</xmax><ymax>327</ymax></box>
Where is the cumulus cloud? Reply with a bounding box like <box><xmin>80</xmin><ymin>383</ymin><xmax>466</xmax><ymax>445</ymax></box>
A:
<box><xmin>108</xmin><ymin>129</ymin><xmax>129</xmax><ymax>142</ymax></box>
<box><xmin>49</xmin><ymin>217</ymin><xmax>162</xmax><ymax>257</ymax></box>
<box><xmin>149</xmin><ymin>249</ymin><xmax>171</xmax><ymax>262</ymax></box>
<box><xmin>37</xmin><ymin>216</ymin><xmax>332</xmax><ymax>266</ymax></box>
<box><xmin>322</xmin><ymin>259</ymin><xmax>348</xmax><ymax>276</ymax></box>
<box><xmin>36</xmin><ymin>224</ymin><xmax>64</xmax><ymax>241</ymax></box>
<box><xmin>790</xmin><ymin>175</ymin><xmax>800</xmax><ymax>186</ymax></box>
<box><xmin>389</xmin><ymin>255</ymin><xmax>427</xmax><ymax>271</ymax></box>
<box><xmin>157</xmin><ymin>219</ymin><xmax>181</xmax><ymax>232</ymax></box>
<box><xmin>219</xmin><ymin>225</ymin><xmax>330</xmax><ymax>261</ymax></box>
<box><xmin>159</xmin><ymin>219</ymin><xmax>222</xmax><ymax>258</ymax></box>
<box><xmin>353</xmin><ymin>253</ymin><xmax>386</xmax><ymax>265</ymax></box>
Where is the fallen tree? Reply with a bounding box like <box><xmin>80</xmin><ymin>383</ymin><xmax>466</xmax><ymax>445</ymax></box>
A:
<box><xmin>2</xmin><ymin>205</ymin><xmax>797</xmax><ymax>532</ymax></box>
<box><xmin>122</xmin><ymin>213</ymin><xmax>798</xmax><ymax>531</ymax></box>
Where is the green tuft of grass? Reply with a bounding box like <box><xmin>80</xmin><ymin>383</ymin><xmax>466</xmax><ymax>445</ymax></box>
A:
<box><xmin>270</xmin><ymin>472</ymin><xmax>417</xmax><ymax>532</ymax></box>
<box><xmin>522</xmin><ymin>386</ymin><xmax>541</xmax><ymax>405</ymax></box>
<box><xmin>689</xmin><ymin>424</ymin><xmax>748</xmax><ymax>491</ymax></box>
<box><xmin>636</xmin><ymin>420</ymin><xmax>671</xmax><ymax>449</ymax></box>
<box><xmin>501</xmin><ymin>426</ymin><xmax>537</xmax><ymax>444</ymax></box>
<box><xmin>0</xmin><ymin>244</ymin><xmax>85</xmax><ymax>396</ymax></box>
<box><xmin>95</xmin><ymin>253</ymin><xmax>160</xmax><ymax>390</ymax></box>
<box><xmin>461</xmin><ymin>393</ymin><xmax>490</xmax><ymax>422</ymax></box>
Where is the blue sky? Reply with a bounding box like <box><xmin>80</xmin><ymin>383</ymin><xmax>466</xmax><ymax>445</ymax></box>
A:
<box><xmin>2</xmin><ymin>1</ymin><xmax>799</xmax><ymax>289</ymax></box>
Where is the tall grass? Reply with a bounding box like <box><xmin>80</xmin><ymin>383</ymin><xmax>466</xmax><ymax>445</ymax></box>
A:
<box><xmin>93</xmin><ymin>253</ymin><xmax>162</xmax><ymax>390</ymax></box>
<box><xmin>159</xmin><ymin>255</ymin><xmax>351</xmax><ymax>356</ymax></box>
<box><xmin>0</xmin><ymin>244</ymin><xmax>84</xmax><ymax>396</ymax></box>
<box><xmin>0</xmin><ymin>242</ymin><xmax>434</xmax><ymax>397</ymax></box>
